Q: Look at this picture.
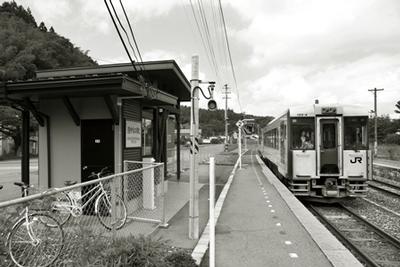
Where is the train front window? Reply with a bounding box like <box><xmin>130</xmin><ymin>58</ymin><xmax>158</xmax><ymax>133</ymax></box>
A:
<box><xmin>344</xmin><ymin>117</ymin><xmax>368</xmax><ymax>150</ymax></box>
<box><xmin>291</xmin><ymin>118</ymin><xmax>315</xmax><ymax>150</ymax></box>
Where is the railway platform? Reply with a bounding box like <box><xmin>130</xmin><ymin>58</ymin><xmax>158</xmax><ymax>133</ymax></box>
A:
<box><xmin>213</xmin><ymin>151</ymin><xmax>362</xmax><ymax>267</ymax></box>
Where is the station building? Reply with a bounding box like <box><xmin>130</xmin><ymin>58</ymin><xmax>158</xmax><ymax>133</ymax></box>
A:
<box><xmin>0</xmin><ymin>60</ymin><xmax>189</xmax><ymax>188</ymax></box>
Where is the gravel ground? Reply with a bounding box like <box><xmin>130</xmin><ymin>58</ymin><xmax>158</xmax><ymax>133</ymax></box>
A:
<box><xmin>343</xmin><ymin>198</ymin><xmax>400</xmax><ymax>241</ymax></box>
<box><xmin>314</xmin><ymin>205</ymin><xmax>400</xmax><ymax>267</ymax></box>
<box><xmin>365</xmin><ymin>187</ymin><xmax>400</xmax><ymax>214</ymax></box>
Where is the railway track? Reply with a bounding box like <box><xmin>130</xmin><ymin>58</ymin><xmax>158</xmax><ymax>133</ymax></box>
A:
<box><xmin>368</xmin><ymin>179</ymin><xmax>400</xmax><ymax>198</ymax></box>
<box><xmin>308</xmin><ymin>203</ymin><xmax>400</xmax><ymax>267</ymax></box>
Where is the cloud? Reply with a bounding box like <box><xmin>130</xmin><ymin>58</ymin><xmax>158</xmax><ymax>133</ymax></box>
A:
<box><xmin>242</xmin><ymin>53</ymin><xmax>400</xmax><ymax>117</ymax></box>
<box><xmin>228</xmin><ymin>0</ymin><xmax>400</xmax><ymax>68</ymax></box>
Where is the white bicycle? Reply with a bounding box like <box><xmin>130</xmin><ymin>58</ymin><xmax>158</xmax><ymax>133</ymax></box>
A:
<box><xmin>1</xmin><ymin>183</ymin><xmax>64</xmax><ymax>267</ymax></box>
<box><xmin>50</xmin><ymin>167</ymin><xmax>127</xmax><ymax>230</ymax></box>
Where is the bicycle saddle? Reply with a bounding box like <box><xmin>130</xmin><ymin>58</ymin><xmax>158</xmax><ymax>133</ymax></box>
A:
<box><xmin>14</xmin><ymin>182</ymin><xmax>29</xmax><ymax>189</ymax></box>
<box><xmin>64</xmin><ymin>180</ymin><xmax>77</xmax><ymax>186</ymax></box>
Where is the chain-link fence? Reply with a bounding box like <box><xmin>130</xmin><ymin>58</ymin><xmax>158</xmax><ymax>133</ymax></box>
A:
<box><xmin>0</xmin><ymin>162</ymin><xmax>165</xmax><ymax>267</ymax></box>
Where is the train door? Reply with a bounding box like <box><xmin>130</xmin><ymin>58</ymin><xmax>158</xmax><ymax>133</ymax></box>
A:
<box><xmin>317</xmin><ymin>117</ymin><xmax>342</xmax><ymax>176</ymax></box>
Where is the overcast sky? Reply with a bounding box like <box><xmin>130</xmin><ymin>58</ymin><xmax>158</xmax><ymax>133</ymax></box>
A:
<box><xmin>18</xmin><ymin>0</ymin><xmax>400</xmax><ymax>118</ymax></box>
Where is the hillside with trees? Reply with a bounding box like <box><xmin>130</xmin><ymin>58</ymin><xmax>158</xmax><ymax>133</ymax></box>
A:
<box><xmin>179</xmin><ymin>106</ymin><xmax>274</xmax><ymax>138</ymax></box>
<box><xmin>0</xmin><ymin>1</ymin><xmax>96</xmax><ymax>156</ymax></box>
<box><xmin>0</xmin><ymin>1</ymin><xmax>96</xmax><ymax>81</ymax></box>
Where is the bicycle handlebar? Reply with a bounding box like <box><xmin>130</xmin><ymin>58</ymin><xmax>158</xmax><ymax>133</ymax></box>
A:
<box><xmin>88</xmin><ymin>167</ymin><xmax>110</xmax><ymax>179</ymax></box>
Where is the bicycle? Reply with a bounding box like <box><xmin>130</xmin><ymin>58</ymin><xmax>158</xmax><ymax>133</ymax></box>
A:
<box><xmin>50</xmin><ymin>167</ymin><xmax>127</xmax><ymax>230</ymax></box>
<box><xmin>1</xmin><ymin>182</ymin><xmax>64</xmax><ymax>267</ymax></box>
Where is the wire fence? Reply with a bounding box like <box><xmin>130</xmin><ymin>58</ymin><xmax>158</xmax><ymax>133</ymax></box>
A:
<box><xmin>0</xmin><ymin>161</ymin><xmax>165</xmax><ymax>267</ymax></box>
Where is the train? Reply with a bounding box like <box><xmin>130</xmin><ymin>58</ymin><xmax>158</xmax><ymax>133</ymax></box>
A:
<box><xmin>259</xmin><ymin>104</ymin><xmax>371</xmax><ymax>201</ymax></box>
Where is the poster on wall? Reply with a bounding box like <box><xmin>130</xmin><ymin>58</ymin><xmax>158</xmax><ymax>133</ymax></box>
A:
<box><xmin>125</xmin><ymin>120</ymin><xmax>141</xmax><ymax>148</ymax></box>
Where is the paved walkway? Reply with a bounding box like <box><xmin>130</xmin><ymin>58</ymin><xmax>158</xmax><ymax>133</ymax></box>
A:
<box><xmin>215</xmin><ymin>152</ymin><xmax>332</xmax><ymax>267</ymax></box>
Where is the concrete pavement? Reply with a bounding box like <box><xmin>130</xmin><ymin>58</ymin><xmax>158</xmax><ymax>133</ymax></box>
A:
<box><xmin>214</xmin><ymin>151</ymin><xmax>333</xmax><ymax>266</ymax></box>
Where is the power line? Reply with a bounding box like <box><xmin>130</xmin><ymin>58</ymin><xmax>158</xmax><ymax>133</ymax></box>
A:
<box><xmin>196</xmin><ymin>0</ymin><xmax>220</xmax><ymax>80</ymax></box>
<box><xmin>104</xmin><ymin>0</ymin><xmax>139</xmax><ymax>74</ymax></box>
<box><xmin>118</xmin><ymin>0</ymin><xmax>147</xmax><ymax>75</ymax></box>
<box><xmin>218</xmin><ymin>0</ymin><xmax>242</xmax><ymax>113</ymax></box>
<box><xmin>189</xmin><ymin>0</ymin><xmax>215</xmax><ymax>75</ymax></box>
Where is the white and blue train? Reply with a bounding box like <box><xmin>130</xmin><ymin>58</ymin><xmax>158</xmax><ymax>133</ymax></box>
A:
<box><xmin>259</xmin><ymin>104</ymin><xmax>371</xmax><ymax>201</ymax></box>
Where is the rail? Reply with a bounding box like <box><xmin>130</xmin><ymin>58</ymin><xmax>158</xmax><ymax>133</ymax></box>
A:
<box><xmin>308</xmin><ymin>203</ymin><xmax>400</xmax><ymax>267</ymax></box>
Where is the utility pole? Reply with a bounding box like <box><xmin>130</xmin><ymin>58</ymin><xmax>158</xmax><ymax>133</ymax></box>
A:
<box><xmin>223</xmin><ymin>84</ymin><xmax>230</xmax><ymax>151</ymax></box>
<box><xmin>368</xmin><ymin>88</ymin><xmax>384</xmax><ymax>157</ymax></box>
<box><xmin>189</xmin><ymin>55</ymin><xmax>200</xmax><ymax>239</ymax></box>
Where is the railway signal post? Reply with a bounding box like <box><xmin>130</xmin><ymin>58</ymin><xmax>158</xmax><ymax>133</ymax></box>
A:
<box><xmin>236</xmin><ymin>120</ymin><xmax>243</xmax><ymax>169</ymax></box>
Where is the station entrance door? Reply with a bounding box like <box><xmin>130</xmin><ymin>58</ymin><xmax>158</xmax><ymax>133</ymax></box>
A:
<box><xmin>81</xmin><ymin>119</ymin><xmax>114</xmax><ymax>214</ymax></box>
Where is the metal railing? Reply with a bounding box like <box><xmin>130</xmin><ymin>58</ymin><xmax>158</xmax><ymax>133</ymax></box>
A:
<box><xmin>373</xmin><ymin>162</ymin><xmax>400</xmax><ymax>182</ymax></box>
<box><xmin>0</xmin><ymin>162</ymin><xmax>165</xmax><ymax>266</ymax></box>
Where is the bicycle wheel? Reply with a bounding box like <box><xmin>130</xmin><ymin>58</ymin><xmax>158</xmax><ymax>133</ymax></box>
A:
<box><xmin>49</xmin><ymin>192</ymin><xmax>72</xmax><ymax>226</ymax></box>
<box><xmin>8</xmin><ymin>213</ymin><xmax>64</xmax><ymax>267</ymax></box>
<box><xmin>95</xmin><ymin>193</ymin><xmax>127</xmax><ymax>230</ymax></box>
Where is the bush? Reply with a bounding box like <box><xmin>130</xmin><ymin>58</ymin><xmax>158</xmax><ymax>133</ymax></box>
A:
<box><xmin>384</xmin><ymin>134</ymin><xmax>400</xmax><ymax>145</ymax></box>
<box><xmin>165</xmin><ymin>251</ymin><xmax>197</xmax><ymax>267</ymax></box>
<box><xmin>211</xmin><ymin>138</ymin><xmax>222</xmax><ymax>144</ymax></box>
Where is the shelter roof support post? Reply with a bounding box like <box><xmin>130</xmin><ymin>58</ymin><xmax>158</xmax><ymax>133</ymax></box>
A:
<box><xmin>21</xmin><ymin>109</ymin><xmax>30</xmax><ymax>189</ymax></box>
<box><xmin>176</xmin><ymin>104</ymin><xmax>181</xmax><ymax>181</ymax></box>
<box><xmin>154</xmin><ymin>108</ymin><xmax>160</xmax><ymax>162</ymax></box>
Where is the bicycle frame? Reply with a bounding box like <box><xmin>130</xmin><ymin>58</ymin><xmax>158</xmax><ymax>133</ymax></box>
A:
<box><xmin>58</xmin><ymin>181</ymin><xmax>110</xmax><ymax>212</ymax></box>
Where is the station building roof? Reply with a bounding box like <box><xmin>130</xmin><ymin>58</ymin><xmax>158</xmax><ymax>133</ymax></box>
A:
<box><xmin>1</xmin><ymin>60</ymin><xmax>190</xmax><ymax>104</ymax></box>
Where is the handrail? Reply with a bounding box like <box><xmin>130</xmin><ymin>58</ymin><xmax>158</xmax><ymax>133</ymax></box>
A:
<box><xmin>0</xmin><ymin>163</ymin><xmax>164</xmax><ymax>209</ymax></box>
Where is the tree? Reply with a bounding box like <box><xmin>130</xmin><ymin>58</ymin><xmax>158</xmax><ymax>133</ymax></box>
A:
<box><xmin>0</xmin><ymin>1</ymin><xmax>97</xmax><ymax>155</ymax></box>
<box><xmin>395</xmin><ymin>100</ymin><xmax>400</xmax><ymax>114</ymax></box>
<box><xmin>38</xmin><ymin>21</ymin><xmax>47</xmax><ymax>32</ymax></box>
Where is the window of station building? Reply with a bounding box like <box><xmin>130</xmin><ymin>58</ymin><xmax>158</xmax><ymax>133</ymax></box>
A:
<box><xmin>291</xmin><ymin>118</ymin><xmax>315</xmax><ymax>150</ymax></box>
<box><xmin>344</xmin><ymin>117</ymin><xmax>368</xmax><ymax>150</ymax></box>
<box><xmin>142</xmin><ymin>110</ymin><xmax>153</xmax><ymax>157</ymax></box>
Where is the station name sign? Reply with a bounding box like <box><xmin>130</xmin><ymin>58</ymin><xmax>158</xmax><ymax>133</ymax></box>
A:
<box><xmin>125</xmin><ymin>120</ymin><xmax>141</xmax><ymax>148</ymax></box>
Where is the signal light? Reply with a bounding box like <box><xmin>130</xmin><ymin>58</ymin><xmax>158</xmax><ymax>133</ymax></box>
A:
<box><xmin>208</xmin><ymin>99</ymin><xmax>217</xmax><ymax>111</ymax></box>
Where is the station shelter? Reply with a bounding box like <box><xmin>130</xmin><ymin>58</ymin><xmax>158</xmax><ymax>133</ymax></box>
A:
<box><xmin>0</xmin><ymin>60</ymin><xmax>190</xmax><ymax>188</ymax></box>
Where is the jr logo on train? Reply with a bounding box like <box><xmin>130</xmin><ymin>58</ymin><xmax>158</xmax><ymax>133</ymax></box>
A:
<box><xmin>259</xmin><ymin>104</ymin><xmax>370</xmax><ymax>201</ymax></box>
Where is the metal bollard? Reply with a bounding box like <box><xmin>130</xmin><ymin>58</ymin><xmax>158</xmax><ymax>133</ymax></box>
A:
<box><xmin>209</xmin><ymin>157</ymin><xmax>215</xmax><ymax>267</ymax></box>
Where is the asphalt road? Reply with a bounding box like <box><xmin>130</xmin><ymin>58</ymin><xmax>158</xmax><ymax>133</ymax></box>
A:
<box><xmin>0</xmin><ymin>159</ymin><xmax>39</xmax><ymax>202</ymax></box>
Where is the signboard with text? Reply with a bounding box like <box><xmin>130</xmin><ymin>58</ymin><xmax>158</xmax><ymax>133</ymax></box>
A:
<box><xmin>125</xmin><ymin>120</ymin><xmax>141</xmax><ymax>148</ymax></box>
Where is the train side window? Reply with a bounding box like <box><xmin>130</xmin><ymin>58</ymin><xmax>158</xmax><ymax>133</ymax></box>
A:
<box><xmin>344</xmin><ymin>117</ymin><xmax>368</xmax><ymax>150</ymax></box>
<box><xmin>291</xmin><ymin>118</ymin><xmax>315</xmax><ymax>150</ymax></box>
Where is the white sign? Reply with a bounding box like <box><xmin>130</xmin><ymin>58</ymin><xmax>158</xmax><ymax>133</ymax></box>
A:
<box><xmin>125</xmin><ymin>120</ymin><xmax>141</xmax><ymax>148</ymax></box>
<box><xmin>236</xmin><ymin>120</ymin><xmax>243</xmax><ymax>128</ymax></box>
